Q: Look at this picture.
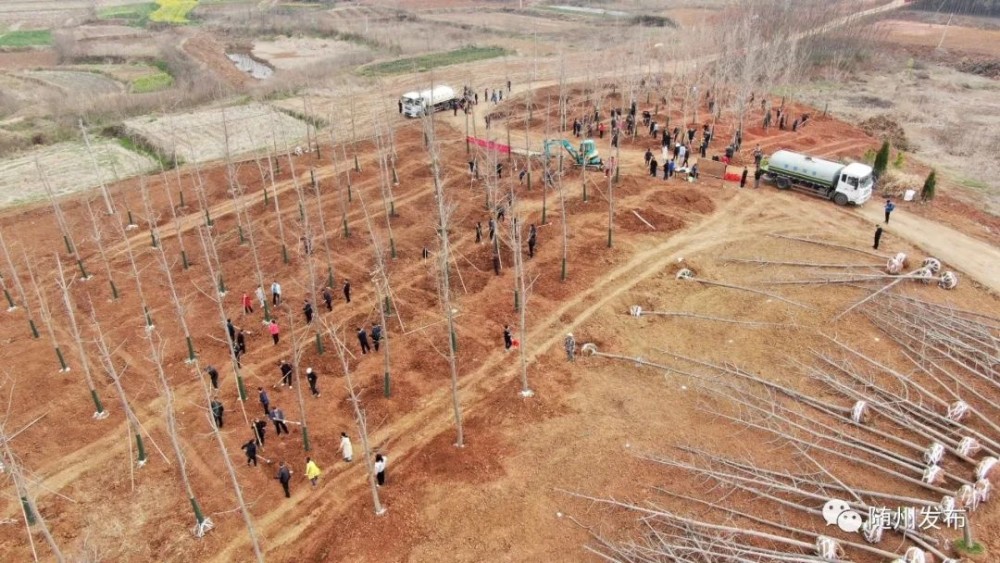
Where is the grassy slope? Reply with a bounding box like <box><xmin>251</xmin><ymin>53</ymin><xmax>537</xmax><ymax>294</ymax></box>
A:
<box><xmin>360</xmin><ymin>46</ymin><xmax>509</xmax><ymax>77</ymax></box>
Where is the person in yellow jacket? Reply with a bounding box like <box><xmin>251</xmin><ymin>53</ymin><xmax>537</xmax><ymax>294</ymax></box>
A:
<box><xmin>304</xmin><ymin>457</ymin><xmax>322</xmax><ymax>488</ymax></box>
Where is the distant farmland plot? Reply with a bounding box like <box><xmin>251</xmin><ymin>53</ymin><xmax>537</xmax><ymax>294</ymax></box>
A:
<box><xmin>0</xmin><ymin>29</ymin><xmax>52</xmax><ymax>48</ymax></box>
<box><xmin>0</xmin><ymin>140</ymin><xmax>157</xmax><ymax>206</ymax></box>
<box><xmin>72</xmin><ymin>62</ymin><xmax>174</xmax><ymax>92</ymax></box>
<box><xmin>360</xmin><ymin>46</ymin><xmax>509</xmax><ymax>76</ymax></box>
<box><xmin>123</xmin><ymin>103</ymin><xmax>309</xmax><ymax>163</ymax></box>
<box><xmin>97</xmin><ymin>3</ymin><xmax>158</xmax><ymax>26</ymax></box>
<box><xmin>422</xmin><ymin>12</ymin><xmax>579</xmax><ymax>34</ymax></box>
<box><xmin>20</xmin><ymin>69</ymin><xmax>123</xmax><ymax>95</ymax></box>
<box><xmin>149</xmin><ymin>0</ymin><xmax>199</xmax><ymax>23</ymax></box>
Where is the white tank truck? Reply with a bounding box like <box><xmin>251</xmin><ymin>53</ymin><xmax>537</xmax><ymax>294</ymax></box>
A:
<box><xmin>761</xmin><ymin>149</ymin><xmax>874</xmax><ymax>205</ymax></box>
<box><xmin>400</xmin><ymin>86</ymin><xmax>457</xmax><ymax>118</ymax></box>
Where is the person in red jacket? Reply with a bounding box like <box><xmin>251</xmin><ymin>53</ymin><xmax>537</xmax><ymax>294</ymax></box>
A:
<box><xmin>269</xmin><ymin>320</ymin><xmax>280</xmax><ymax>345</ymax></box>
<box><xmin>241</xmin><ymin>291</ymin><xmax>253</xmax><ymax>314</ymax></box>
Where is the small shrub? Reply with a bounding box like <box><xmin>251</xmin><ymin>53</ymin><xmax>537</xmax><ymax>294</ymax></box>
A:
<box><xmin>892</xmin><ymin>152</ymin><xmax>905</xmax><ymax>169</ymax></box>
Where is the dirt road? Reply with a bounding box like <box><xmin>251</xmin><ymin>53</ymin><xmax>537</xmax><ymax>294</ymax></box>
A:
<box><xmin>854</xmin><ymin>203</ymin><xmax>1000</xmax><ymax>294</ymax></box>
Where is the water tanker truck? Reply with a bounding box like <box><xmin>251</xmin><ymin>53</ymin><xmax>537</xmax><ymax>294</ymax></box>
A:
<box><xmin>400</xmin><ymin>86</ymin><xmax>456</xmax><ymax>118</ymax></box>
<box><xmin>761</xmin><ymin>150</ymin><xmax>873</xmax><ymax>206</ymax></box>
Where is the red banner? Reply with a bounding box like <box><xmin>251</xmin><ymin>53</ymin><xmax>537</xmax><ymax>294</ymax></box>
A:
<box><xmin>466</xmin><ymin>136</ymin><xmax>510</xmax><ymax>154</ymax></box>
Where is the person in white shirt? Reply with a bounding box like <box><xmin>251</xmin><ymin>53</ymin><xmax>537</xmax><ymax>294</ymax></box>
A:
<box><xmin>339</xmin><ymin>432</ymin><xmax>353</xmax><ymax>462</ymax></box>
<box><xmin>255</xmin><ymin>286</ymin><xmax>266</xmax><ymax>309</ymax></box>
<box><xmin>271</xmin><ymin>281</ymin><xmax>282</xmax><ymax>306</ymax></box>
<box><xmin>374</xmin><ymin>454</ymin><xmax>387</xmax><ymax>487</ymax></box>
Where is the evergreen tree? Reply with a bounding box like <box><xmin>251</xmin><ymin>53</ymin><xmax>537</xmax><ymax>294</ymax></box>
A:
<box><xmin>921</xmin><ymin>169</ymin><xmax>937</xmax><ymax>202</ymax></box>
<box><xmin>873</xmin><ymin>140</ymin><xmax>890</xmax><ymax>178</ymax></box>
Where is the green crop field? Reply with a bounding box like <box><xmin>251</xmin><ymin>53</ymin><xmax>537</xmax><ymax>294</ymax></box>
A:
<box><xmin>149</xmin><ymin>0</ymin><xmax>200</xmax><ymax>24</ymax></box>
<box><xmin>132</xmin><ymin>71</ymin><xmax>174</xmax><ymax>93</ymax></box>
<box><xmin>359</xmin><ymin>46</ymin><xmax>509</xmax><ymax>77</ymax></box>
<box><xmin>0</xmin><ymin>30</ymin><xmax>53</xmax><ymax>48</ymax></box>
<box><xmin>98</xmin><ymin>3</ymin><xmax>158</xmax><ymax>26</ymax></box>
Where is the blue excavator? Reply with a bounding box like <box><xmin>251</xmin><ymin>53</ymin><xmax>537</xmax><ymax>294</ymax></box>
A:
<box><xmin>543</xmin><ymin>139</ymin><xmax>603</xmax><ymax>169</ymax></box>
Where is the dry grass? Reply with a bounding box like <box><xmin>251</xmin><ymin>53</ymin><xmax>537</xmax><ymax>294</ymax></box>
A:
<box><xmin>797</xmin><ymin>58</ymin><xmax>1000</xmax><ymax>212</ymax></box>
<box><xmin>122</xmin><ymin>102</ymin><xmax>308</xmax><ymax>163</ymax></box>
<box><xmin>0</xmin><ymin>139</ymin><xmax>157</xmax><ymax>205</ymax></box>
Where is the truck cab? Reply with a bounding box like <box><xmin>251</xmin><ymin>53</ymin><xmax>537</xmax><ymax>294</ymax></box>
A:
<box><xmin>401</xmin><ymin>91</ymin><xmax>426</xmax><ymax>118</ymax></box>
<box><xmin>763</xmin><ymin>150</ymin><xmax>873</xmax><ymax>206</ymax></box>
<box><xmin>836</xmin><ymin>163</ymin><xmax>874</xmax><ymax>205</ymax></box>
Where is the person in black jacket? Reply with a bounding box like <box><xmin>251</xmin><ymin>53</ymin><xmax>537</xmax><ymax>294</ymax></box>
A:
<box><xmin>303</xmin><ymin>299</ymin><xmax>313</xmax><ymax>324</ymax></box>
<box><xmin>206</xmin><ymin>365</ymin><xmax>219</xmax><ymax>389</ymax></box>
<box><xmin>242</xmin><ymin>439</ymin><xmax>258</xmax><ymax>467</ymax></box>
<box><xmin>371</xmin><ymin>324</ymin><xmax>383</xmax><ymax>352</ymax></box>
<box><xmin>276</xmin><ymin>461</ymin><xmax>292</xmax><ymax>497</ymax></box>
<box><xmin>358</xmin><ymin>327</ymin><xmax>371</xmax><ymax>354</ymax></box>
<box><xmin>279</xmin><ymin>360</ymin><xmax>293</xmax><ymax>388</ymax></box>
<box><xmin>211</xmin><ymin>399</ymin><xmax>224</xmax><ymax>428</ymax></box>
<box><xmin>253</xmin><ymin>418</ymin><xmax>267</xmax><ymax>446</ymax></box>
<box><xmin>306</xmin><ymin>368</ymin><xmax>320</xmax><ymax>398</ymax></box>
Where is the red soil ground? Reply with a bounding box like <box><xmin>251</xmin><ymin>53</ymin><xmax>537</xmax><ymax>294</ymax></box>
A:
<box><xmin>0</xmin><ymin>83</ymin><xmax>997</xmax><ymax>562</ymax></box>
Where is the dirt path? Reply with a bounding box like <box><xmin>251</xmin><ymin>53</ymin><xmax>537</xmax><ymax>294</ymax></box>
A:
<box><xmin>210</xmin><ymin>187</ymin><xmax>772</xmax><ymax>560</ymax></box>
<box><xmin>854</xmin><ymin>203</ymin><xmax>1000</xmax><ymax>294</ymax></box>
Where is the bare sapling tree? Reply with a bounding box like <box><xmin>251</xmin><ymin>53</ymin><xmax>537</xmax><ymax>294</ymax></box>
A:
<box><xmin>308</xmin><ymin>166</ymin><xmax>337</xmax><ymax>290</ymax></box>
<box><xmin>0</xmin><ymin>268</ymin><xmax>14</xmax><ymax>311</ymax></box>
<box><xmin>189</xmin><ymin>334</ymin><xmax>266</xmax><ymax>559</ymax></box>
<box><xmin>232</xmin><ymin>165</ymin><xmax>273</xmax><ymax>323</ymax></box>
<box><xmin>323</xmin><ymin>322</ymin><xmax>386</xmax><ymax>515</ymax></box>
<box><xmin>163</xmin><ymin>165</ymin><xmax>191</xmax><ymax>270</ymax></box>
<box><xmin>221</xmin><ymin>109</ymin><xmax>249</xmax><ymax>248</ymax></box>
<box><xmin>111</xmin><ymin>197</ymin><xmax>155</xmax><ymax>330</ymax></box>
<box><xmin>557</xmin><ymin>166</ymin><xmax>570</xmax><ymax>282</ymax></box>
<box><xmin>0</xmin><ymin>230</ymin><xmax>40</xmax><ymax>337</ymax></box>
<box><xmin>143</xmin><ymin>193</ymin><xmax>200</xmax><ymax>365</ymax></box>
<box><xmin>349</xmin><ymin>84</ymin><xmax>362</xmax><ymax>173</ymax></box>
<box><xmin>378</xmin><ymin>89</ymin><xmax>400</xmax><ymax>185</ymax></box>
<box><xmin>283</xmin><ymin>308</ymin><xmax>312</xmax><ymax>451</ymax></box>
<box><xmin>24</xmin><ymin>254</ymin><xmax>69</xmax><ymax>372</ymax></box>
<box><xmin>191</xmin><ymin>163</ymin><xmax>215</xmax><ymax>229</ymax></box>
<box><xmin>82</xmin><ymin>198</ymin><xmax>119</xmax><ymax>300</ymax></box>
<box><xmin>91</xmin><ymin>312</ymin><xmax>157</xmax><ymax>468</ymax></box>
<box><xmin>373</xmin><ymin>116</ymin><xmax>399</xmax><ymax>259</ymax></box>
<box><xmin>423</xmin><ymin>115</ymin><xmax>465</xmax><ymax>447</ymax></box>
<box><xmin>355</xmin><ymin>181</ymin><xmax>394</xmax><ymax>397</ymax></box>
<box><xmin>78</xmin><ymin>118</ymin><xmax>115</xmax><ymax>215</ymax></box>
<box><xmin>507</xmin><ymin>188</ymin><xmax>534</xmax><ymax>397</ymax></box>
<box><xmin>0</xmin><ymin>418</ymin><xmax>65</xmax><ymax>562</ymax></box>
<box><xmin>606</xmin><ymin>146</ymin><xmax>615</xmax><ymax>248</ymax></box>
<box><xmin>286</xmin><ymin>150</ymin><xmax>325</xmax><ymax>354</ymax></box>
<box><xmin>194</xmin><ymin>226</ymin><xmax>250</xmax><ymax>402</ymax></box>
<box><xmin>176</xmin><ymin>245</ymin><xmax>263</xmax><ymax>560</ymax></box>
<box><xmin>143</xmin><ymin>328</ymin><xmax>213</xmax><ymax>537</ymax></box>
<box><xmin>39</xmin><ymin>164</ymin><xmax>90</xmax><ymax>280</ymax></box>
<box><xmin>266</xmin><ymin>145</ymin><xmax>292</xmax><ymax>264</ymax></box>
<box><xmin>484</xmin><ymin>148</ymin><xmax>504</xmax><ymax>276</ymax></box>
<box><xmin>53</xmin><ymin>255</ymin><xmax>108</xmax><ymax>418</ymax></box>
<box><xmin>138</xmin><ymin>177</ymin><xmax>161</xmax><ymax>251</ymax></box>
<box><xmin>558</xmin><ymin>51</ymin><xmax>568</xmax><ymax>132</ymax></box>
<box><xmin>327</xmin><ymin>126</ymin><xmax>353</xmax><ymax>237</ymax></box>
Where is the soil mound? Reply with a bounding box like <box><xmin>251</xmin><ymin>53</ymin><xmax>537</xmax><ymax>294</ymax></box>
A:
<box><xmin>858</xmin><ymin>115</ymin><xmax>910</xmax><ymax>151</ymax></box>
